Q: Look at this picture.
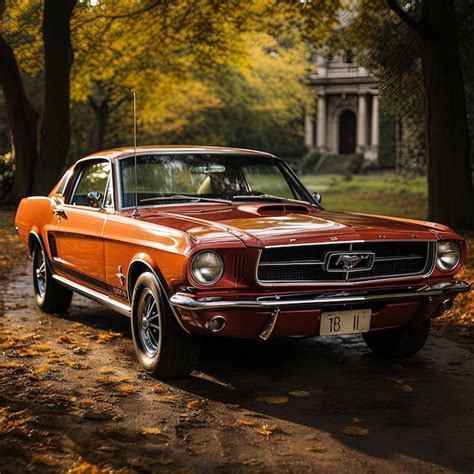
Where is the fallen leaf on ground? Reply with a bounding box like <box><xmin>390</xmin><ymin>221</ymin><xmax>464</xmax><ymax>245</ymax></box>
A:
<box><xmin>66</xmin><ymin>360</ymin><xmax>89</xmax><ymax>370</ymax></box>
<box><xmin>401</xmin><ymin>384</ymin><xmax>414</xmax><ymax>392</ymax></box>
<box><xmin>237</xmin><ymin>419</ymin><xmax>255</xmax><ymax>426</ymax></box>
<box><xmin>0</xmin><ymin>362</ymin><xmax>22</xmax><ymax>369</ymax></box>
<box><xmin>342</xmin><ymin>425</ymin><xmax>369</xmax><ymax>436</ymax></box>
<box><xmin>255</xmin><ymin>423</ymin><xmax>278</xmax><ymax>436</ymax></box>
<box><xmin>78</xmin><ymin>398</ymin><xmax>95</xmax><ymax>407</ymax></box>
<box><xmin>18</xmin><ymin>349</ymin><xmax>39</xmax><ymax>357</ymax></box>
<box><xmin>256</xmin><ymin>396</ymin><xmax>289</xmax><ymax>405</ymax></box>
<box><xmin>31</xmin><ymin>454</ymin><xmax>57</xmax><ymax>466</ymax></box>
<box><xmin>255</xmin><ymin>427</ymin><xmax>272</xmax><ymax>436</ymax></box>
<box><xmin>118</xmin><ymin>385</ymin><xmax>135</xmax><ymax>394</ymax></box>
<box><xmin>96</xmin><ymin>331</ymin><xmax>122</xmax><ymax>343</ymax></box>
<box><xmin>186</xmin><ymin>399</ymin><xmax>202</xmax><ymax>410</ymax></box>
<box><xmin>352</xmin><ymin>417</ymin><xmax>364</xmax><ymax>423</ymax></box>
<box><xmin>56</xmin><ymin>335</ymin><xmax>74</xmax><ymax>344</ymax></box>
<box><xmin>34</xmin><ymin>344</ymin><xmax>51</xmax><ymax>352</ymax></box>
<box><xmin>142</xmin><ymin>427</ymin><xmax>162</xmax><ymax>435</ymax></box>
<box><xmin>288</xmin><ymin>390</ymin><xmax>311</xmax><ymax>398</ymax></box>
<box><xmin>32</xmin><ymin>366</ymin><xmax>48</xmax><ymax>375</ymax></box>
<box><xmin>72</xmin><ymin>345</ymin><xmax>89</xmax><ymax>355</ymax></box>
<box><xmin>99</xmin><ymin>367</ymin><xmax>115</xmax><ymax>375</ymax></box>
<box><xmin>70</xmin><ymin>462</ymin><xmax>102</xmax><ymax>474</ymax></box>
<box><xmin>152</xmin><ymin>383</ymin><xmax>165</xmax><ymax>393</ymax></box>
<box><xmin>155</xmin><ymin>395</ymin><xmax>179</xmax><ymax>403</ymax></box>
<box><xmin>157</xmin><ymin>455</ymin><xmax>174</xmax><ymax>466</ymax></box>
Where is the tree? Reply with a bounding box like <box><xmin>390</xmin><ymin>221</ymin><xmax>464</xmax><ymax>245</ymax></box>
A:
<box><xmin>0</xmin><ymin>0</ymin><xmax>75</xmax><ymax>202</ymax></box>
<box><xmin>386</xmin><ymin>0</ymin><xmax>474</xmax><ymax>229</ymax></box>
<box><xmin>1</xmin><ymin>0</ymin><xmax>341</xmax><ymax>203</ymax></box>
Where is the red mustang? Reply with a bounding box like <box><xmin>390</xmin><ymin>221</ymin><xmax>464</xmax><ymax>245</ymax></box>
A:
<box><xmin>15</xmin><ymin>146</ymin><xmax>470</xmax><ymax>378</ymax></box>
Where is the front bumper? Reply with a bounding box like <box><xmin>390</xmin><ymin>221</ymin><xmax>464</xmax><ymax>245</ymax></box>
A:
<box><xmin>170</xmin><ymin>281</ymin><xmax>470</xmax><ymax>311</ymax></box>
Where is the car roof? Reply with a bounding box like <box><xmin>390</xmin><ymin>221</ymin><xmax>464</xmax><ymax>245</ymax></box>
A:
<box><xmin>83</xmin><ymin>145</ymin><xmax>276</xmax><ymax>162</ymax></box>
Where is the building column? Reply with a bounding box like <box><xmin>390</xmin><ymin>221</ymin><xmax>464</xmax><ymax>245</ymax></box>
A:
<box><xmin>371</xmin><ymin>93</ymin><xmax>379</xmax><ymax>147</ymax></box>
<box><xmin>316</xmin><ymin>93</ymin><xmax>326</xmax><ymax>151</ymax></box>
<box><xmin>356</xmin><ymin>93</ymin><xmax>367</xmax><ymax>153</ymax></box>
<box><xmin>304</xmin><ymin>109</ymin><xmax>314</xmax><ymax>148</ymax></box>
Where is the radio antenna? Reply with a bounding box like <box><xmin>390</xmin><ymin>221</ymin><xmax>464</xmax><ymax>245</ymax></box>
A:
<box><xmin>132</xmin><ymin>92</ymin><xmax>140</xmax><ymax>218</ymax></box>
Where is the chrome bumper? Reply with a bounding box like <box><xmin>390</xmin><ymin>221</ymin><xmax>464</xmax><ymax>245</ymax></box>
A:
<box><xmin>170</xmin><ymin>281</ymin><xmax>470</xmax><ymax>311</ymax></box>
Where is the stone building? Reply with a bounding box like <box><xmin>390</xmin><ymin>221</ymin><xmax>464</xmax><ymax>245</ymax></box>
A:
<box><xmin>305</xmin><ymin>53</ymin><xmax>380</xmax><ymax>162</ymax></box>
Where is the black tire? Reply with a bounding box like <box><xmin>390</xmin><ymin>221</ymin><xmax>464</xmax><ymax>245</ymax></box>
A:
<box><xmin>131</xmin><ymin>272</ymin><xmax>200</xmax><ymax>379</ymax></box>
<box><xmin>363</xmin><ymin>319</ymin><xmax>431</xmax><ymax>357</ymax></box>
<box><xmin>32</xmin><ymin>242</ymin><xmax>72</xmax><ymax>313</ymax></box>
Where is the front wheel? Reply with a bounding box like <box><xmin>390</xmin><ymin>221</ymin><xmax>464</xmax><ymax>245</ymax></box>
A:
<box><xmin>363</xmin><ymin>319</ymin><xmax>431</xmax><ymax>357</ymax></box>
<box><xmin>131</xmin><ymin>272</ymin><xmax>200</xmax><ymax>379</ymax></box>
<box><xmin>32</xmin><ymin>242</ymin><xmax>72</xmax><ymax>313</ymax></box>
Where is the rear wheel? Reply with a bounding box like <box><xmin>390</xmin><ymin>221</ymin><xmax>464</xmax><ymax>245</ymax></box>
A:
<box><xmin>131</xmin><ymin>272</ymin><xmax>200</xmax><ymax>379</ymax></box>
<box><xmin>363</xmin><ymin>319</ymin><xmax>431</xmax><ymax>357</ymax></box>
<box><xmin>32</xmin><ymin>242</ymin><xmax>72</xmax><ymax>313</ymax></box>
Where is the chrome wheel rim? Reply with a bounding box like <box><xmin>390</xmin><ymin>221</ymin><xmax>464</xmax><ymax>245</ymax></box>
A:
<box><xmin>35</xmin><ymin>250</ymin><xmax>47</xmax><ymax>298</ymax></box>
<box><xmin>138</xmin><ymin>289</ymin><xmax>160</xmax><ymax>356</ymax></box>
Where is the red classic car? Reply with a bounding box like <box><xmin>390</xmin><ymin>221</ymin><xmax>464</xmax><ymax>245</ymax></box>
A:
<box><xmin>15</xmin><ymin>146</ymin><xmax>470</xmax><ymax>378</ymax></box>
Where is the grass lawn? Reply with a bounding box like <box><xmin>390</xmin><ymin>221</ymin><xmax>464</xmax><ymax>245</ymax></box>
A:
<box><xmin>301</xmin><ymin>172</ymin><xmax>428</xmax><ymax>220</ymax></box>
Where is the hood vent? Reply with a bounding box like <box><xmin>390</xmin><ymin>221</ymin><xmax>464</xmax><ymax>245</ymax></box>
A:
<box><xmin>238</xmin><ymin>203</ymin><xmax>309</xmax><ymax>216</ymax></box>
<box><xmin>257</xmin><ymin>204</ymin><xmax>309</xmax><ymax>215</ymax></box>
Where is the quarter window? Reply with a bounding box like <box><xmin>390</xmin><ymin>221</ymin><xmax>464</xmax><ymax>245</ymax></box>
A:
<box><xmin>70</xmin><ymin>161</ymin><xmax>111</xmax><ymax>207</ymax></box>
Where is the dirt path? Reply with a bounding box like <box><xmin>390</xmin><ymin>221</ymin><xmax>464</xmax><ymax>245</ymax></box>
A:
<box><xmin>1</xmin><ymin>257</ymin><xmax>473</xmax><ymax>473</ymax></box>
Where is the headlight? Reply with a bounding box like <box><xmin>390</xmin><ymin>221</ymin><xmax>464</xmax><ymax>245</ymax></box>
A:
<box><xmin>436</xmin><ymin>241</ymin><xmax>460</xmax><ymax>272</ymax></box>
<box><xmin>190</xmin><ymin>251</ymin><xmax>224</xmax><ymax>285</ymax></box>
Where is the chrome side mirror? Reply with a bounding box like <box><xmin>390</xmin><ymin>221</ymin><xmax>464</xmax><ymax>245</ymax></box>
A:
<box><xmin>87</xmin><ymin>191</ymin><xmax>104</xmax><ymax>209</ymax></box>
<box><xmin>313</xmin><ymin>192</ymin><xmax>322</xmax><ymax>205</ymax></box>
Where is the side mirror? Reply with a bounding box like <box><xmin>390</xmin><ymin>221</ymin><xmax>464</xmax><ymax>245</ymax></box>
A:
<box><xmin>313</xmin><ymin>192</ymin><xmax>322</xmax><ymax>205</ymax></box>
<box><xmin>87</xmin><ymin>191</ymin><xmax>104</xmax><ymax>209</ymax></box>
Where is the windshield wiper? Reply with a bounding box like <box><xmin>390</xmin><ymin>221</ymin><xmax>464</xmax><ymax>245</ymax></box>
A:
<box><xmin>140</xmin><ymin>194</ymin><xmax>231</xmax><ymax>204</ymax></box>
<box><xmin>231</xmin><ymin>193</ymin><xmax>310</xmax><ymax>205</ymax></box>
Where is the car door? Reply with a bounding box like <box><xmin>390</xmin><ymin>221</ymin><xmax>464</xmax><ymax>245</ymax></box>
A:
<box><xmin>51</xmin><ymin>159</ymin><xmax>113</xmax><ymax>293</ymax></box>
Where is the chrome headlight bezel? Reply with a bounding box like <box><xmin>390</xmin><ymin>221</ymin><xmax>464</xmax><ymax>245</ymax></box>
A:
<box><xmin>190</xmin><ymin>250</ymin><xmax>224</xmax><ymax>286</ymax></box>
<box><xmin>436</xmin><ymin>240</ymin><xmax>461</xmax><ymax>272</ymax></box>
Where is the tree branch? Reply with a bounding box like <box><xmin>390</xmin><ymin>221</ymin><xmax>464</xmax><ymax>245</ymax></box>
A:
<box><xmin>386</xmin><ymin>0</ymin><xmax>424</xmax><ymax>35</ymax></box>
<box><xmin>73</xmin><ymin>0</ymin><xmax>167</xmax><ymax>30</ymax></box>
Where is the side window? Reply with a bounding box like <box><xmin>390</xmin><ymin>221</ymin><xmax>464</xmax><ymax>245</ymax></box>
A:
<box><xmin>70</xmin><ymin>161</ymin><xmax>111</xmax><ymax>207</ymax></box>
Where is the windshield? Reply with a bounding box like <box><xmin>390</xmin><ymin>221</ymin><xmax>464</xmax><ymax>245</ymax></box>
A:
<box><xmin>119</xmin><ymin>154</ymin><xmax>311</xmax><ymax>208</ymax></box>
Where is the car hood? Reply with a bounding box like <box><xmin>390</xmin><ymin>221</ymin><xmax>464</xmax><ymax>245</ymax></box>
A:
<box><xmin>134</xmin><ymin>203</ymin><xmax>444</xmax><ymax>247</ymax></box>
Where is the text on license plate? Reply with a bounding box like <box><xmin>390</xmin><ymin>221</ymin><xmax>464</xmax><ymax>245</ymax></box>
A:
<box><xmin>319</xmin><ymin>309</ymin><xmax>372</xmax><ymax>336</ymax></box>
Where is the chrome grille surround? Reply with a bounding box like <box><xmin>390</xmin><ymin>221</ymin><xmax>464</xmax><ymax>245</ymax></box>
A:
<box><xmin>257</xmin><ymin>241</ymin><xmax>436</xmax><ymax>285</ymax></box>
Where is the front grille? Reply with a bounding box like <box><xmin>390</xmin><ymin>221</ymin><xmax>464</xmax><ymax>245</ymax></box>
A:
<box><xmin>258</xmin><ymin>241</ymin><xmax>435</xmax><ymax>283</ymax></box>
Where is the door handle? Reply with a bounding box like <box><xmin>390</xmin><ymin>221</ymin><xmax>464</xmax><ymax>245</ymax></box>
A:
<box><xmin>53</xmin><ymin>207</ymin><xmax>67</xmax><ymax>218</ymax></box>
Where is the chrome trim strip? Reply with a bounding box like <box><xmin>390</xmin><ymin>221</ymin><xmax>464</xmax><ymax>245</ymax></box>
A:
<box><xmin>256</xmin><ymin>241</ymin><xmax>436</xmax><ymax>287</ymax></box>
<box><xmin>258</xmin><ymin>254</ymin><xmax>424</xmax><ymax>267</ymax></box>
<box><xmin>375</xmin><ymin>255</ymin><xmax>424</xmax><ymax>261</ymax></box>
<box><xmin>170</xmin><ymin>281</ymin><xmax>470</xmax><ymax>311</ymax></box>
<box><xmin>259</xmin><ymin>260</ymin><xmax>324</xmax><ymax>267</ymax></box>
<box><xmin>52</xmin><ymin>274</ymin><xmax>131</xmax><ymax>317</ymax></box>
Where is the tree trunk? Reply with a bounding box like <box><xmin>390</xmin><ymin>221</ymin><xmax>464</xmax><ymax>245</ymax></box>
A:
<box><xmin>421</xmin><ymin>0</ymin><xmax>474</xmax><ymax>229</ymax></box>
<box><xmin>0</xmin><ymin>35</ymin><xmax>38</xmax><ymax>205</ymax></box>
<box><xmin>88</xmin><ymin>98</ymin><xmax>109</xmax><ymax>152</ymax></box>
<box><xmin>32</xmin><ymin>0</ymin><xmax>76</xmax><ymax>195</ymax></box>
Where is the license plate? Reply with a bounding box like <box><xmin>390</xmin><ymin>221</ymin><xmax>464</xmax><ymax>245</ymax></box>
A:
<box><xmin>319</xmin><ymin>309</ymin><xmax>372</xmax><ymax>336</ymax></box>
